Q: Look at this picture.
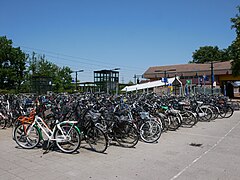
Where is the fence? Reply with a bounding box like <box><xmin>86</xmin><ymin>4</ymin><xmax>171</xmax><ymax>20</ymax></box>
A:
<box><xmin>193</xmin><ymin>86</ymin><xmax>222</xmax><ymax>95</ymax></box>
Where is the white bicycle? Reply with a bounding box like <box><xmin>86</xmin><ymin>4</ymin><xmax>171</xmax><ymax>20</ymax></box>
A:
<box><xmin>14</xmin><ymin>111</ymin><xmax>81</xmax><ymax>154</ymax></box>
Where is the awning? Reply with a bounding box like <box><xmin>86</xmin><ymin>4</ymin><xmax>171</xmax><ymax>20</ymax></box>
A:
<box><xmin>122</xmin><ymin>77</ymin><xmax>179</xmax><ymax>92</ymax></box>
<box><xmin>232</xmin><ymin>81</ymin><xmax>240</xmax><ymax>87</ymax></box>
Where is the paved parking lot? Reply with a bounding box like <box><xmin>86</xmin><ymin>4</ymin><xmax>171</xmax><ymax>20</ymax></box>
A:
<box><xmin>1</xmin><ymin>112</ymin><xmax>240</xmax><ymax>180</ymax></box>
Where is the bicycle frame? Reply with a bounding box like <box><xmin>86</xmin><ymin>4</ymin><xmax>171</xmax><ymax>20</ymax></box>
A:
<box><xmin>27</xmin><ymin>115</ymin><xmax>79</xmax><ymax>142</ymax></box>
<box><xmin>193</xmin><ymin>101</ymin><xmax>212</xmax><ymax>118</ymax></box>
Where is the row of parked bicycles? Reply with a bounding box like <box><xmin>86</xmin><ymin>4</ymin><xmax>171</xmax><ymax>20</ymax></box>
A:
<box><xmin>0</xmin><ymin>93</ymin><xmax>237</xmax><ymax>154</ymax></box>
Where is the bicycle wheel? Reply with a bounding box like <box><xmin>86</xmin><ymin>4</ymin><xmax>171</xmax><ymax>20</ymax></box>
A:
<box><xmin>181</xmin><ymin>110</ymin><xmax>197</xmax><ymax>127</ymax></box>
<box><xmin>156</xmin><ymin>113</ymin><xmax>169</xmax><ymax>132</ymax></box>
<box><xmin>219</xmin><ymin>106</ymin><xmax>226</xmax><ymax>118</ymax></box>
<box><xmin>114</xmin><ymin>121</ymin><xmax>139</xmax><ymax>148</ymax></box>
<box><xmin>139</xmin><ymin>119</ymin><xmax>161</xmax><ymax>143</ymax></box>
<box><xmin>209</xmin><ymin>105</ymin><xmax>219</xmax><ymax>120</ymax></box>
<box><xmin>6</xmin><ymin>117</ymin><xmax>13</xmax><ymax>128</ymax></box>
<box><xmin>200</xmin><ymin>107</ymin><xmax>213</xmax><ymax>122</ymax></box>
<box><xmin>54</xmin><ymin>124</ymin><xmax>81</xmax><ymax>153</ymax></box>
<box><xmin>12</xmin><ymin>118</ymin><xmax>20</xmax><ymax>140</ymax></box>
<box><xmin>162</xmin><ymin>117</ymin><xmax>171</xmax><ymax>132</ymax></box>
<box><xmin>0</xmin><ymin>116</ymin><xmax>6</xmax><ymax>129</ymax></box>
<box><xmin>14</xmin><ymin>124</ymin><xmax>40</xmax><ymax>149</ymax></box>
<box><xmin>86</xmin><ymin>126</ymin><xmax>108</xmax><ymax>153</ymax></box>
<box><xmin>222</xmin><ymin>106</ymin><xmax>234</xmax><ymax>118</ymax></box>
<box><xmin>168</xmin><ymin>115</ymin><xmax>181</xmax><ymax>131</ymax></box>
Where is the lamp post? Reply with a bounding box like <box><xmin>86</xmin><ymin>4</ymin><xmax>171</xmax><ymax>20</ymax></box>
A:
<box><xmin>71</xmin><ymin>70</ymin><xmax>84</xmax><ymax>91</ymax></box>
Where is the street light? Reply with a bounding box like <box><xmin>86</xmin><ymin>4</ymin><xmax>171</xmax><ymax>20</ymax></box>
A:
<box><xmin>71</xmin><ymin>70</ymin><xmax>84</xmax><ymax>91</ymax></box>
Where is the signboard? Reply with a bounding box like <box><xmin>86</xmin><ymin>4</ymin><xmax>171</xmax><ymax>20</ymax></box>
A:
<box><xmin>186</xmin><ymin>79</ymin><xmax>192</xmax><ymax>85</ymax></box>
<box><xmin>204</xmin><ymin>76</ymin><xmax>209</xmax><ymax>81</ymax></box>
<box><xmin>213</xmin><ymin>81</ymin><xmax>216</xmax><ymax>87</ymax></box>
<box><xmin>161</xmin><ymin>77</ymin><xmax>168</xmax><ymax>83</ymax></box>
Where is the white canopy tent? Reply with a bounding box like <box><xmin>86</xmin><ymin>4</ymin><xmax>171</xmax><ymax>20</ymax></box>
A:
<box><xmin>122</xmin><ymin>77</ymin><xmax>179</xmax><ymax>92</ymax></box>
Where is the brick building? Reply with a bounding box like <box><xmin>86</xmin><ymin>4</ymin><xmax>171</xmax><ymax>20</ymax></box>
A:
<box><xmin>143</xmin><ymin>61</ymin><xmax>240</xmax><ymax>97</ymax></box>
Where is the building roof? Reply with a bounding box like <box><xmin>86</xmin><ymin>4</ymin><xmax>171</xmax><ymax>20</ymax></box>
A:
<box><xmin>121</xmin><ymin>77</ymin><xmax>178</xmax><ymax>92</ymax></box>
<box><xmin>144</xmin><ymin>61</ymin><xmax>232</xmax><ymax>79</ymax></box>
<box><xmin>94</xmin><ymin>69</ymin><xmax>119</xmax><ymax>73</ymax></box>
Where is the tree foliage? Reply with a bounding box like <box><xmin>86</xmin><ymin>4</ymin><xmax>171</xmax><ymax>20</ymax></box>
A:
<box><xmin>230</xmin><ymin>6</ymin><xmax>240</xmax><ymax>76</ymax></box>
<box><xmin>189</xmin><ymin>46</ymin><xmax>230</xmax><ymax>64</ymax></box>
<box><xmin>27</xmin><ymin>52</ymin><xmax>73</xmax><ymax>93</ymax></box>
<box><xmin>0</xmin><ymin>36</ymin><xmax>27</xmax><ymax>91</ymax></box>
<box><xmin>0</xmin><ymin>37</ymin><xmax>74</xmax><ymax>93</ymax></box>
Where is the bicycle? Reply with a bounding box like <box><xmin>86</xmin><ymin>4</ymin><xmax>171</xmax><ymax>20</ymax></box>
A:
<box><xmin>14</xmin><ymin>107</ymin><xmax>81</xmax><ymax>154</ymax></box>
<box><xmin>72</xmin><ymin>100</ymin><xmax>109</xmax><ymax>153</ymax></box>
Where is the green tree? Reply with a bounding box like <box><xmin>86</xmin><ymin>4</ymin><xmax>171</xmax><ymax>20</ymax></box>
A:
<box><xmin>230</xmin><ymin>6</ymin><xmax>240</xmax><ymax>76</ymax></box>
<box><xmin>189</xmin><ymin>46</ymin><xmax>230</xmax><ymax>64</ymax></box>
<box><xmin>0</xmin><ymin>36</ymin><xmax>27</xmax><ymax>91</ymax></box>
<box><xmin>58</xmin><ymin>66</ymin><xmax>73</xmax><ymax>91</ymax></box>
<box><xmin>27</xmin><ymin>52</ymin><xmax>73</xmax><ymax>93</ymax></box>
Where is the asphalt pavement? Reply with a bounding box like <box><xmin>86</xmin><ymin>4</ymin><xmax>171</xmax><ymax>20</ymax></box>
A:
<box><xmin>1</xmin><ymin>111</ymin><xmax>240</xmax><ymax>180</ymax></box>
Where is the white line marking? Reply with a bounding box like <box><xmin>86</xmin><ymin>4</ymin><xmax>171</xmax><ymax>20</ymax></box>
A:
<box><xmin>170</xmin><ymin>120</ymin><xmax>240</xmax><ymax>180</ymax></box>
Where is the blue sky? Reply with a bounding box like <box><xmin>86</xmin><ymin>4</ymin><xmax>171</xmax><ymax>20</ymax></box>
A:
<box><xmin>0</xmin><ymin>0</ymin><xmax>239</xmax><ymax>83</ymax></box>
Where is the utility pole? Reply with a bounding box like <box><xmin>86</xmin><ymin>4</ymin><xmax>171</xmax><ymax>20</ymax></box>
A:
<box><xmin>133</xmin><ymin>74</ymin><xmax>137</xmax><ymax>84</ymax></box>
<box><xmin>174</xmin><ymin>74</ymin><xmax>177</xmax><ymax>95</ymax></box>
<box><xmin>134</xmin><ymin>74</ymin><xmax>142</xmax><ymax>84</ymax></box>
<box><xmin>211</xmin><ymin>61</ymin><xmax>214</xmax><ymax>95</ymax></box>
<box><xmin>164</xmin><ymin>70</ymin><xmax>167</xmax><ymax>86</ymax></box>
<box><xmin>72</xmin><ymin>70</ymin><xmax>84</xmax><ymax>91</ymax></box>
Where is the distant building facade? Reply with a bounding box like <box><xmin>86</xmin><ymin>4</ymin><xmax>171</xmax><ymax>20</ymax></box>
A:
<box><xmin>31</xmin><ymin>75</ymin><xmax>52</xmax><ymax>94</ymax></box>
<box><xmin>94</xmin><ymin>69</ymin><xmax>119</xmax><ymax>94</ymax></box>
<box><xmin>143</xmin><ymin>61</ymin><xmax>240</xmax><ymax>98</ymax></box>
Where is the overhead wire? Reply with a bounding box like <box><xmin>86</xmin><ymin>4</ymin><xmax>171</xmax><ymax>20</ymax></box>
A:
<box><xmin>14</xmin><ymin>44</ymin><xmax>146</xmax><ymax>83</ymax></box>
<box><xmin>14</xmin><ymin>44</ymin><xmax>146</xmax><ymax>72</ymax></box>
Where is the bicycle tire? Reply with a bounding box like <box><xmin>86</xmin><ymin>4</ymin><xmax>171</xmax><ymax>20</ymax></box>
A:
<box><xmin>181</xmin><ymin>110</ymin><xmax>197</xmax><ymax>127</ymax></box>
<box><xmin>86</xmin><ymin>126</ymin><xmax>108</xmax><ymax>153</ymax></box>
<box><xmin>168</xmin><ymin>115</ymin><xmax>181</xmax><ymax>131</ymax></box>
<box><xmin>199</xmin><ymin>107</ymin><xmax>213</xmax><ymax>122</ymax></box>
<box><xmin>156</xmin><ymin>113</ymin><xmax>170</xmax><ymax>132</ymax></box>
<box><xmin>14</xmin><ymin>124</ymin><xmax>40</xmax><ymax>149</ymax></box>
<box><xmin>0</xmin><ymin>116</ymin><xmax>6</xmax><ymax>129</ymax></box>
<box><xmin>54</xmin><ymin>124</ymin><xmax>81</xmax><ymax>153</ymax></box>
<box><xmin>139</xmin><ymin>119</ymin><xmax>161</xmax><ymax>143</ymax></box>
<box><xmin>208</xmin><ymin>105</ymin><xmax>219</xmax><ymax>120</ymax></box>
<box><xmin>222</xmin><ymin>106</ymin><xmax>234</xmax><ymax>118</ymax></box>
<box><xmin>114</xmin><ymin>121</ymin><xmax>139</xmax><ymax>148</ymax></box>
<box><xmin>219</xmin><ymin>106</ymin><xmax>226</xmax><ymax>118</ymax></box>
<box><xmin>6</xmin><ymin>117</ymin><xmax>13</xmax><ymax>128</ymax></box>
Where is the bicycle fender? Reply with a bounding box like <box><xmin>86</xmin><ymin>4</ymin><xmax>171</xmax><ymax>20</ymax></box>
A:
<box><xmin>34</xmin><ymin>124</ymin><xmax>43</xmax><ymax>140</ymax></box>
<box><xmin>201</xmin><ymin>105</ymin><xmax>209</xmax><ymax>108</ymax></box>
<box><xmin>58</xmin><ymin>121</ymin><xmax>81</xmax><ymax>135</ymax></box>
